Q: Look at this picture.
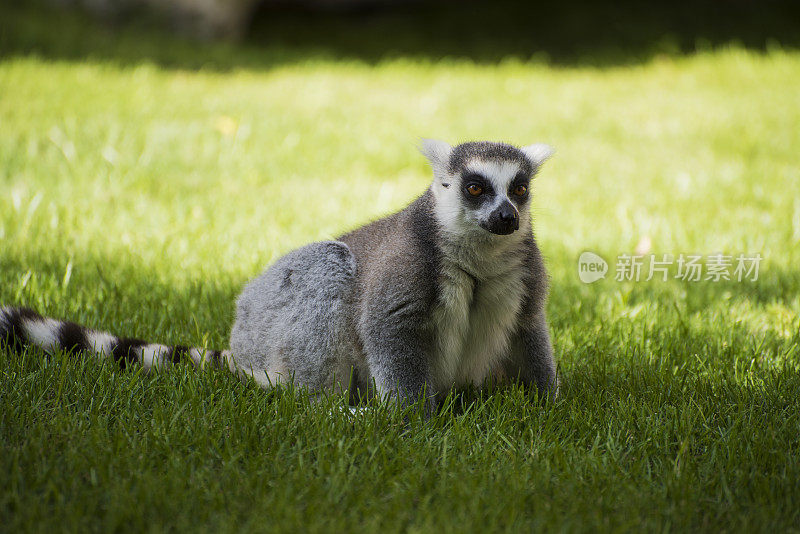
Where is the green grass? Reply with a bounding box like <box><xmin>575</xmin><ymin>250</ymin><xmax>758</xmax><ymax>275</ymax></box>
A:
<box><xmin>2</xmin><ymin>2</ymin><xmax>800</xmax><ymax>532</ymax></box>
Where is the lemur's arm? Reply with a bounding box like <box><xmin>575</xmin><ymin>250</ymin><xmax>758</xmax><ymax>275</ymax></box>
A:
<box><xmin>358</xmin><ymin>254</ymin><xmax>436</xmax><ymax>408</ymax></box>
<box><xmin>504</xmin><ymin>313</ymin><xmax>559</xmax><ymax>401</ymax></box>
<box><xmin>502</xmin><ymin>240</ymin><xmax>559</xmax><ymax>400</ymax></box>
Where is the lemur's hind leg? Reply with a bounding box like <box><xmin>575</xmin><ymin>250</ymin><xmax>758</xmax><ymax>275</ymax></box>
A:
<box><xmin>229</xmin><ymin>241</ymin><xmax>359</xmax><ymax>394</ymax></box>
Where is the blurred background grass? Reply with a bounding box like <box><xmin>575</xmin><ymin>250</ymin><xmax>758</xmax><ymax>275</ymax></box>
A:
<box><xmin>1</xmin><ymin>0</ymin><xmax>800</xmax><ymax>530</ymax></box>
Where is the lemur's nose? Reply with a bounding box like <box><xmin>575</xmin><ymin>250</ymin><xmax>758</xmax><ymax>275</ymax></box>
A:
<box><xmin>484</xmin><ymin>201</ymin><xmax>520</xmax><ymax>235</ymax></box>
<box><xmin>498</xmin><ymin>202</ymin><xmax>519</xmax><ymax>227</ymax></box>
<box><xmin>498</xmin><ymin>206</ymin><xmax>517</xmax><ymax>222</ymax></box>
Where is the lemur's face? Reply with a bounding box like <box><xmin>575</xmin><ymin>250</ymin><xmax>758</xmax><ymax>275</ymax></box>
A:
<box><xmin>456</xmin><ymin>158</ymin><xmax>531</xmax><ymax>235</ymax></box>
<box><xmin>422</xmin><ymin>140</ymin><xmax>553</xmax><ymax>238</ymax></box>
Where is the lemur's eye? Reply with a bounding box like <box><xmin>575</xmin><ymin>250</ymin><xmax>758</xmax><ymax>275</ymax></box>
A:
<box><xmin>513</xmin><ymin>184</ymin><xmax>528</xmax><ymax>196</ymax></box>
<box><xmin>466</xmin><ymin>184</ymin><xmax>483</xmax><ymax>196</ymax></box>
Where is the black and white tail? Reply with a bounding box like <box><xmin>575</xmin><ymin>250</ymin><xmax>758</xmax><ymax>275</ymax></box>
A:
<box><xmin>0</xmin><ymin>305</ymin><xmax>230</xmax><ymax>372</ymax></box>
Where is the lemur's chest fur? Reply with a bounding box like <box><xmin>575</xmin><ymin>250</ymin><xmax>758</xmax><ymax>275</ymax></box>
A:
<box><xmin>430</xmin><ymin>241</ymin><xmax>527</xmax><ymax>389</ymax></box>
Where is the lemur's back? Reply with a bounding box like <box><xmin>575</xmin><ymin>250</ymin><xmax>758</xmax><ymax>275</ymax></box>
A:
<box><xmin>337</xmin><ymin>191</ymin><xmax>441</xmax><ymax>310</ymax></box>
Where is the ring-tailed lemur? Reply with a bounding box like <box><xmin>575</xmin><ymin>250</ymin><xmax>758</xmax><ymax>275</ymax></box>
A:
<box><xmin>0</xmin><ymin>139</ymin><xmax>558</xmax><ymax>407</ymax></box>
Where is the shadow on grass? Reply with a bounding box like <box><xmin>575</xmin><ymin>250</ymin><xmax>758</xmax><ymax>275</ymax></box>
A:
<box><xmin>0</xmin><ymin>251</ymin><xmax>241</xmax><ymax>349</ymax></box>
<box><xmin>1</xmin><ymin>0</ymin><xmax>799</xmax><ymax>71</ymax></box>
<box><xmin>247</xmin><ymin>0</ymin><xmax>800</xmax><ymax>65</ymax></box>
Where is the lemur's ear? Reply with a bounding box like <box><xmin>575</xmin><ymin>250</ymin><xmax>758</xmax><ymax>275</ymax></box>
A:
<box><xmin>420</xmin><ymin>138</ymin><xmax>453</xmax><ymax>171</ymax></box>
<box><xmin>521</xmin><ymin>143</ymin><xmax>554</xmax><ymax>167</ymax></box>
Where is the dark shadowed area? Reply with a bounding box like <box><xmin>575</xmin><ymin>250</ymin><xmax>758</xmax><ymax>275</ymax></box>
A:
<box><xmin>1</xmin><ymin>0</ymin><xmax>799</xmax><ymax>68</ymax></box>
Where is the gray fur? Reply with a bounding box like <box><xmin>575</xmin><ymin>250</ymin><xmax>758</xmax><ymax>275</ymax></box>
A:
<box><xmin>230</xmin><ymin>241</ymin><xmax>359</xmax><ymax>392</ymax></box>
<box><xmin>228</xmin><ymin>139</ymin><xmax>559</xmax><ymax>406</ymax></box>
<box><xmin>448</xmin><ymin>141</ymin><xmax>534</xmax><ymax>176</ymax></box>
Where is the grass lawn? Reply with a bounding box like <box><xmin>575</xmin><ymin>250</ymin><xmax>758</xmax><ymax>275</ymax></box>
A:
<box><xmin>2</xmin><ymin>2</ymin><xmax>800</xmax><ymax>532</ymax></box>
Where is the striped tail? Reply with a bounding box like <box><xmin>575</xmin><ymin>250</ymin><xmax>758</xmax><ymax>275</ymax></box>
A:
<box><xmin>0</xmin><ymin>305</ymin><xmax>228</xmax><ymax>371</ymax></box>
